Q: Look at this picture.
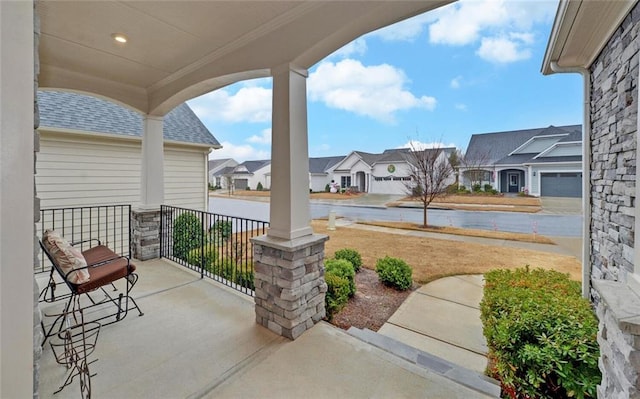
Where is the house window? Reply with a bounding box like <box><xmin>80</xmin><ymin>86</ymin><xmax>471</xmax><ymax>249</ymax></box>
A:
<box><xmin>341</xmin><ymin>176</ymin><xmax>351</xmax><ymax>188</ymax></box>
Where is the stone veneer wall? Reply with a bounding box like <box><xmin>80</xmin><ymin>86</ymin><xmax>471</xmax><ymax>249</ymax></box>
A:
<box><xmin>252</xmin><ymin>234</ymin><xmax>328</xmax><ymax>340</ymax></box>
<box><xmin>589</xmin><ymin>3</ymin><xmax>640</xmax><ymax>398</ymax></box>
<box><xmin>33</xmin><ymin>2</ymin><xmax>42</xmax><ymax>398</ymax></box>
<box><xmin>131</xmin><ymin>209</ymin><xmax>161</xmax><ymax>261</ymax></box>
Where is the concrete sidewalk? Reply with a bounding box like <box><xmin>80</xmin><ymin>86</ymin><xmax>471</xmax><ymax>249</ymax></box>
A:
<box><xmin>379</xmin><ymin>275</ymin><xmax>488</xmax><ymax>373</ymax></box>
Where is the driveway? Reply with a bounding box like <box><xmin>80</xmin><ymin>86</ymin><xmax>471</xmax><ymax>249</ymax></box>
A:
<box><xmin>540</xmin><ymin>197</ymin><xmax>582</xmax><ymax>215</ymax></box>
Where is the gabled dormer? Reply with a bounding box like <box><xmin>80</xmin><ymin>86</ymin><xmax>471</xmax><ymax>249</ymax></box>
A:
<box><xmin>509</xmin><ymin>134</ymin><xmax>568</xmax><ymax>155</ymax></box>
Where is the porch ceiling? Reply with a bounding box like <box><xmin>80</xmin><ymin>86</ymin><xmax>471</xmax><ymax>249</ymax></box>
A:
<box><xmin>38</xmin><ymin>1</ymin><xmax>452</xmax><ymax>115</ymax></box>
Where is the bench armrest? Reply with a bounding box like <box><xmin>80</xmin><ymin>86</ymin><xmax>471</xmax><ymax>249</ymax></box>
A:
<box><xmin>70</xmin><ymin>238</ymin><xmax>102</xmax><ymax>247</ymax></box>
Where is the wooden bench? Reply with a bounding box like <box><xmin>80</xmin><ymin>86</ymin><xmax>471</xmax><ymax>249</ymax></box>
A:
<box><xmin>40</xmin><ymin>233</ymin><xmax>144</xmax><ymax>343</ymax></box>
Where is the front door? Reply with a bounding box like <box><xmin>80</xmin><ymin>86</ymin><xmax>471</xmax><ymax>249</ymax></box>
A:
<box><xmin>507</xmin><ymin>172</ymin><xmax>520</xmax><ymax>193</ymax></box>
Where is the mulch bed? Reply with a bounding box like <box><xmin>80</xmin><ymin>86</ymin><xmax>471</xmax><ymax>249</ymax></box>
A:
<box><xmin>330</xmin><ymin>268</ymin><xmax>415</xmax><ymax>332</ymax></box>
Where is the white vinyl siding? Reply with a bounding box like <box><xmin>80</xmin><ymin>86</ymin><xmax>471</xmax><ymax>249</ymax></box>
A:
<box><xmin>37</xmin><ymin>133</ymin><xmax>141</xmax><ymax>208</ymax></box>
<box><xmin>37</xmin><ymin>131</ymin><xmax>208</xmax><ymax>210</ymax></box>
<box><xmin>164</xmin><ymin>148</ymin><xmax>207</xmax><ymax>210</ymax></box>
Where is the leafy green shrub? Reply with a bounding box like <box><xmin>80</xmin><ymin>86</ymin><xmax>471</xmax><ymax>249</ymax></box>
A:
<box><xmin>334</xmin><ymin>248</ymin><xmax>362</xmax><ymax>272</ymax></box>
<box><xmin>325</xmin><ymin>258</ymin><xmax>356</xmax><ymax>297</ymax></box>
<box><xmin>208</xmin><ymin>220</ymin><xmax>232</xmax><ymax>245</ymax></box>
<box><xmin>483</xmin><ymin>184</ymin><xmax>492</xmax><ymax>192</ymax></box>
<box><xmin>246</xmin><ymin>186</ymin><xmax>251</xmax><ymax>191</ymax></box>
<box><xmin>324</xmin><ymin>273</ymin><xmax>350</xmax><ymax>320</ymax></box>
<box><xmin>457</xmin><ymin>186</ymin><xmax>469</xmax><ymax>194</ymax></box>
<box><xmin>375</xmin><ymin>256</ymin><xmax>412</xmax><ymax>290</ymax></box>
<box><xmin>472</xmin><ymin>183</ymin><xmax>482</xmax><ymax>192</ymax></box>
<box><xmin>186</xmin><ymin>246</ymin><xmax>218</xmax><ymax>270</ymax></box>
<box><xmin>490</xmin><ymin>189</ymin><xmax>498</xmax><ymax>195</ymax></box>
<box><xmin>256</xmin><ymin>182</ymin><xmax>264</xmax><ymax>191</ymax></box>
<box><xmin>481</xmin><ymin>267</ymin><xmax>600</xmax><ymax>399</ymax></box>
<box><xmin>235</xmin><ymin>268</ymin><xmax>255</xmax><ymax>290</ymax></box>
<box><xmin>325</xmin><ymin>183</ymin><xmax>331</xmax><ymax>192</ymax></box>
<box><xmin>445</xmin><ymin>183</ymin><xmax>459</xmax><ymax>194</ymax></box>
<box><xmin>173</xmin><ymin>213</ymin><xmax>204</xmax><ymax>261</ymax></box>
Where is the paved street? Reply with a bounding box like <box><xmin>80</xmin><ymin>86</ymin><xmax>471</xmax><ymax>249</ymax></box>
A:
<box><xmin>209</xmin><ymin>196</ymin><xmax>582</xmax><ymax>237</ymax></box>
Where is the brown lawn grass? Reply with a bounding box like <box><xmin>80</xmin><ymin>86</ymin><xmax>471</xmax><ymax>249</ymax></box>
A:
<box><xmin>210</xmin><ymin>190</ymin><xmax>363</xmax><ymax>200</ymax></box>
<box><xmin>312</xmin><ymin>220</ymin><xmax>581</xmax><ymax>283</ymax></box>
<box><xmin>391</xmin><ymin>194</ymin><xmax>542</xmax><ymax>213</ymax></box>
<box><xmin>357</xmin><ymin>221</ymin><xmax>555</xmax><ymax>244</ymax></box>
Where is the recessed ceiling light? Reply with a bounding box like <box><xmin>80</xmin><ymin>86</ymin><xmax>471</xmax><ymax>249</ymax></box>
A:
<box><xmin>112</xmin><ymin>33</ymin><xmax>128</xmax><ymax>44</ymax></box>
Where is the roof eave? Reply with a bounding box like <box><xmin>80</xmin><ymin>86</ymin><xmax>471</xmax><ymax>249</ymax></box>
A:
<box><xmin>542</xmin><ymin>0</ymin><xmax>637</xmax><ymax>75</ymax></box>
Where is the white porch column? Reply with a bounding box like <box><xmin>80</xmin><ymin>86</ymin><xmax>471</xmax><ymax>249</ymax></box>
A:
<box><xmin>132</xmin><ymin>115</ymin><xmax>164</xmax><ymax>261</ymax></box>
<box><xmin>0</xmin><ymin>2</ymin><xmax>34</xmax><ymax>397</ymax></box>
<box><xmin>268</xmin><ymin>64</ymin><xmax>312</xmax><ymax>239</ymax></box>
<box><xmin>140</xmin><ymin>115</ymin><xmax>165</xmax><ymax>208</ymax></box>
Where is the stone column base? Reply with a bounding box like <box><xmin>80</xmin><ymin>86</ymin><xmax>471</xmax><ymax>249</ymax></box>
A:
<box><xmin>592</xmin><ymin>279</ymin><xmax>640</xmax><ymax>399</ymax></box>
<box><xmin>251</xmin><ymin>234</ymin><xmax>329</xmax><ymax>340</ymax></box>
<box><xmin>131</xmin><ymin>208</ymin><xmax>161</xmax><ymax>261</ymax></box>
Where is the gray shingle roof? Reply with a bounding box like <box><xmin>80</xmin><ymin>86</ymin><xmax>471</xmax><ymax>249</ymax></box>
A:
<box><xmin>309</xmin><ymin>156</ymin><xmax>345</xmax><ymax>174</ymax></box>
<box><xmin>465</xmin><ymin>125</ymin><xmax>581</xmax><ymax>164</ymax></box>
<box><xmin>528</xmin><ymin>155</ymin><xmax>582</xmax><ymax>164</ymax></box>
<box><xmin>236</xmin><ymin>160</ymin><xmax>271</xmax><ymax>173</ymax></box>
<box><xmin>38</xmin><ymin>90</ymin><xmax>219</xmax><ymax>146</ymax></box>
<box><xmin>213</xmin><ymin>166</ymin><xmax>237</xmax><ymax>177</ymax></box>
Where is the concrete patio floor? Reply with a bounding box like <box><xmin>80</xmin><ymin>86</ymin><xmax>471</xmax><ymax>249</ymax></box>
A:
<box><xmin>37</xmin><ymin>259</ymin><xmax>495</xmax><ymax>398</ymax></box>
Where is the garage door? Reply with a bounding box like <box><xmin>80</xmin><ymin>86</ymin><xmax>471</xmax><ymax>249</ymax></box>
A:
<box><xmin>540</xmin><ymin>173</ymin><xmax>582</xmax><ymax>197</ymax></box>
<box><xmin>234</xmin><ymin>179</ymin><xmax>248</xmax><ymax>190</ymax></box>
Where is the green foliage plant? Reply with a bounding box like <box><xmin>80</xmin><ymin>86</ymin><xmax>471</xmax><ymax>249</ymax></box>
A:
<box><xmin>472</xmin><ymin>183</ymin><xmax>482</xmax><ymax>192</ymax></box>
<box><xmin>483</xmin><ymin>184</ymin><xmax>493</xmax><ymax>192</ymax></box>
<box><xmin>481</xmin><ymin>267</ymin><xmax>600</xmax><ymax>399</ymax></box>
<box><xmin>325</xmin><ymin>183</ymin><xmax>331</xmax><ymax>192</ymax></box>
<box><xmin>256</xmin><ymin>182</ymin><xmax>264</xmax><ymax>191</ymax></box>
<box><xmin>324</xmin><ymin>273</ymin><xmax>350</xmax><ymax>320</ymax></box>
<box><xmin>209</xmin><ymin>220</ymin><xmax>232</xmax><ymax>245</ymax></box>
<box><xmin>334</xmin><ymin>248</ymin><xmax>362</xmax><ymax>272</ymax></box>
<box><xmin>186</xmin><ymin>246</ymin><xmax>218</xmax><ymax>270</ymax></box>
<box><xmin>324</xmin><ymin>258</ymin><xmax>356</xmax><ymax>297</ymax></box>
<box><xmin>173</xmin><ymin>213</ymin><xmax>204</xmax><ymax>261</ymax></box>
<box><xmin>375</xmin><ymin>256</ymin><xmax>412</xmax><ymax>290</ymax></box>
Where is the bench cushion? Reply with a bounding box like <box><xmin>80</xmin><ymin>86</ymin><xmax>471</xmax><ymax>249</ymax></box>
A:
<box><xmin>42</xmin><ymin>229</ymin><xmax>90</xmax><ymax>284</ymax></box>
<box><xmin>74</xmin><ymin>245</ymin><xmax>136</xmax><ymax>294</ymax></box>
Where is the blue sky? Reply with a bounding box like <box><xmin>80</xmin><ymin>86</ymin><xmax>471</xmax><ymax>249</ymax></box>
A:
<box><xmin>188</xmin><ymin>0</ymin><xmax>583</xmax><ymax>162</ymax></box>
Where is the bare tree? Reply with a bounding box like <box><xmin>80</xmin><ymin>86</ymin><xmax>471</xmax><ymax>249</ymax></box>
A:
<box><xmin>404</xmin><ymin>143</ymin><xmax>453</xmax><ymax>227</ymax></box>
<box><xmin>459</xmin><ymin>148</ymin><xmax>493</xmax><ymax>191</ymax></box>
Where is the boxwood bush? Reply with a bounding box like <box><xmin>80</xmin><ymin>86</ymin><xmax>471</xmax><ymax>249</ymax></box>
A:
<box><xmin>375</xmin><ymin>256</ymin><xmax>412</xmax><ymax>290</ymax></box>
<box><xmin>186</xmin><ymin>246</ymin><xmax>218</xmax><ymax>270</ymax></box>
<box><xmin>324</xmin><ymin>273</ymin><xmax>350</xmax><ymax>320</ymax></box>
<box><xmin>324</xmin><ymin>258</ymin><xmax>356</xmax><ymax>297</ymax></box>
<box><xmin>173</xmin><ymin>213</ymin><xmax>204</xmax><ymax>261</ymax></box>
<box><xmin>334</xmin><ymin>248</ymin><xmax>362</xmax><ymax>272</ymax></box>
<box><xmin>481</xmin><ymin>267</ymin><xmax>600</xmax><ymax>399</ymax></box>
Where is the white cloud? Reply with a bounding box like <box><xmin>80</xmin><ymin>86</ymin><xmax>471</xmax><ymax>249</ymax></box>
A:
<box><xmin>450</xmin><ymin>76</ymin><xmax>462</xmax><ymax>89</ymax></box>
<box><xmin>246</xmin><ymin>128</ymin><xmax>271</xmax><ymax>145</ymax></box>
<box><xmin>399</xmin><ymin>140</ymin><xmax>457</xmax><ymax>150</ymax></box>
<box><xmin>188</xmin><ymin>86</ymin><xmax>272</xmax><ymax>123</ymax></box>
<box><xmin>476</xmin><ymin>36</ymin><xmax>531</xmax><ymax>63</ymax></box>
<box><xmin>210</xmin><ymin>141</ymin><xmax>269</xmax><ymax>163</ymax></box>
<box><xmin>370</xmin><ymin>12</ymin><xmax>439</xmax><ymax>42</ymax></box>
<box><xmin>455</xmin><ymin>103</ymin><xmax>468</xmax><ymax>111</ymax></box>
<box><xmin>329</xmin><ymin>38</ymin><xmax>367</xmax><ymax>59</ymax></box>
<box><xmin>427</xmin><ymin>0</ymin><xmax>556</xmax><ymax>63</ymax></box>
<box><xmin>308</xmin><ymin>59</ymin><xmax>436</xmax><ymax>123</ymax></box>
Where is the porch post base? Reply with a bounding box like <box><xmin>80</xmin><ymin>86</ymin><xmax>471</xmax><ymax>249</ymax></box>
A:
<box><xmin>131</xmin><ymin>208</ymin><xmax>161</xmax><ymax>261</ymax></box>
<box><xmin>251</xmin><ymin>234</ymin><xmax>329</xmax><ymax>340</ymax></box>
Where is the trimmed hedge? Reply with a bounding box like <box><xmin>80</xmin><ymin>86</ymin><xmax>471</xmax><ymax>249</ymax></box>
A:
<box><xmin>481</xmin><ymin>267</ymin><xmax>600</xmax><ymax>399</ymax></box>
<box><xmin>325</xmin><ymin>258</ymin><xmax>356</xmax><ymax>297</ymax></box>
<box><xmin>375</xmin><ymin>256</ymin><xmax>412</xmax><ymax>290</ymax></box>
<box><xmin>173</xmin><ymin>213</ymin><xmax>204</xmax><ymax>261</ymax></box>
<box><xmin>325</xmin><ymin>273</ymin><xmax>350</xmax><ymax>320</ymax></box>
<box><xmin>186</xmin><ymin>246</ymin><xmax>218</xmax><ymax>270</ymax></box>
<box><xmin>334</xmin><ymin>248</ymin><xmax>363</xmax><ymax>272</ymax></box>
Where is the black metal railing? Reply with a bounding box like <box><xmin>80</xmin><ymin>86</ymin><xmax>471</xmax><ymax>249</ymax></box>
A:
<box><xmin>37</xmin><ymin>205</ymin><xmax>131</xmax><ymax>274</ymax></box>
<box><xmin>160</xmin><ymin>205</ymin><xmax>269</xmax><ymax>296</ymax></box>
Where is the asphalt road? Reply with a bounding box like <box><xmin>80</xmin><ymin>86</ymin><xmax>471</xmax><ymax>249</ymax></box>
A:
<box><xmin>209</xmin><ymin>197</ymin><xmax>582</xmax><ymax>237</ymax></box>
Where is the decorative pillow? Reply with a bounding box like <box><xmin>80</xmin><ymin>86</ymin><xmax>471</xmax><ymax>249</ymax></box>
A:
<box><xmin>42</xmin><ymin>229</ymin><xmax>90</xmax><ymax>284</ymax></box>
